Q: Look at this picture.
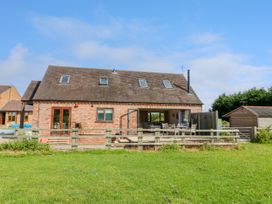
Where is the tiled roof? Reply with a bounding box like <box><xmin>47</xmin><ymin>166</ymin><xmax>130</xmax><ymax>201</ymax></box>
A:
<box><xmin>24</xmin><ymin>65</ymin><xmax>203</xmax><ymax>105</ymax></box>
<box><xmin>0</xmin><ymin>100</ymin><xmax>32</xmax><ymax>112</ymax></box>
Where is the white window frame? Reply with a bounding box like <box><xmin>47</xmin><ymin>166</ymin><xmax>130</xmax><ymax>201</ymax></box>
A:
<box><xmin>138</xmin><ymin>78</ymin><xmax>148</xmax><ymax>88</ymax></box>
<box><xmin>59</xmin><ymin>75</ymin><xmax>70</xmax><ymax>84</ymax></box>
<box><xmin>99</xmin><ymin>76</ymin><xmax>109</xmax><ymax>85</ymax></box>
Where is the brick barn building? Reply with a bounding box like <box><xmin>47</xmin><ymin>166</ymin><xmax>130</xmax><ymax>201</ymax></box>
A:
<box><xmin>22</xmin><ymin>65</ymin><xmax>203</xmax><ymax>132</ymax></box>
<box><xmin>0</xmin><ymin>85</ymin><xmax>33</xmax><ymax>127</ymax></box>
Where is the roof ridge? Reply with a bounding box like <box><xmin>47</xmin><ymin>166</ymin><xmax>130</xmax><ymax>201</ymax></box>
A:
<box><xmin>48</xmin><ymin>65</ymin><xmax>184</xmax><ymax>76</ymax></box>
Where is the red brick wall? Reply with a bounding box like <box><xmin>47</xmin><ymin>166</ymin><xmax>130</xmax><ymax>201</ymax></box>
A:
<box><xmin>32</xmin><ymin>101</ymin><xmax>202</xmax><ymax>131</ymax></box>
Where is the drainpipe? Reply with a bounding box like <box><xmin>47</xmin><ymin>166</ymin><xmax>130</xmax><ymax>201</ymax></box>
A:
<box><xmin>20</xmin><ymin>102</ymin><xmax>25</xmax><ymax>129</ymax></box>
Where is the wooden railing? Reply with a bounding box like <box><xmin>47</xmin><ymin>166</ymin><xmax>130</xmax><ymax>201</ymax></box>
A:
<box><xmin>0</xmin><ymin>128</ymin><xmax>240</xmax><ymax>150</ymax></box>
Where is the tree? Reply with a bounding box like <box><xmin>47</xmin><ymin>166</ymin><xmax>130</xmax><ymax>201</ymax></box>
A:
<box><xmin>212</xmin><ymin>87</ymin><xmax>272</xmax><ymax>118</ymax></box>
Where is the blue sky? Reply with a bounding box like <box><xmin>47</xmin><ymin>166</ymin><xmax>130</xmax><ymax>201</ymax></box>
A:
<box><xmin>0</xmin><ymin>0</ymin><xmax>272</xmax><ymax>110</ymax></box>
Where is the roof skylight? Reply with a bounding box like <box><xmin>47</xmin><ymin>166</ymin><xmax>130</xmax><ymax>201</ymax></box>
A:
<box><xmin>139</xmin><ymin>78</ymin><xmax>148</xmax><ymax>88</ymax></box>
<box><xmin>59</xmin><ymin>75</ymin><xmax>70</xmax><ymax>84</ymax></box>
<box><xmin>163</xmin><ymin>80</ymin><xmax>173</xmax><ymax>89</ymax></box>
<box><xmin>99</xmin><ymin>76</ymin><xmax>108</xmax><ymax>85</ymax></box>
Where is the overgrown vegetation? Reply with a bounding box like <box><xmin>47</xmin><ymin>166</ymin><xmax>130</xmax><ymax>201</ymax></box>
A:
<box><xmin>160</xmin><ymin>143</ymin><xmax>181</xmax><ymax>152</ymax></box>
<box><xmin>0</xmin><ymin>139</ymin><xmax>50</xmax><ymax>151</ymax></box>
<box><xmin>0</xmin><ymin>144</ymin><xmax>272</xmax><ymax>203</ymax></box>
<box><xmin>255</xmin><ymin>127</ymin><xmax>272</xmax><ymax>144</ymax></box>
<box><xmin>212</xmin><ymin>87</ymin><xmax>272</xmax><ymax>117</ymax></box>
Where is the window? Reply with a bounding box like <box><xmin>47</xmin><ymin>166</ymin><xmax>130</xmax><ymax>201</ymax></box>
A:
<box><xmin>139</xmin><ymin>78</ymin><xmax>148</xmax><ymax>88</ymax></box>
<box><xmin>148</xmin><ymin>112</ymin><xmax>165</xmax><ymax>122</ymax></box>
<box><xmin>51</xmin><ymin>107</ymin><xmax>71</xmax><ymax>129</ymax></box>
<box><xmin>97</xmin><ymin>109</ymin><xmax>113</xmax><ymax>121</ymax></box>
<box><xmin>59</xmin><ymin>75</ymin><xmax>70</xmax><ymax>84</ymax></box>
<box><xmin>8</xmin><ymin>112</ymin><xmax>16</xmax><ymax>122</ymax></box>
<box><xmin>99</xmin><ymin>77</ymin><xmax>108</xmax><ymax>85</ymax></box>
<box><xmin>24</xmin><ymin>112</ymin><xmax>29</xmax><ymax>122</ymax></box>
<box><xmin>163</xmin><ymin>80</ymin><xmax>173</xmax><ymax>88</ymax></box>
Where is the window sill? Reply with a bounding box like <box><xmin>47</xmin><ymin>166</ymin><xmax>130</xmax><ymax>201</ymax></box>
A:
<box><xmin>95</xmin><ymin>120</ymin><xmax>113</xmax><ymax>123</ymax></box>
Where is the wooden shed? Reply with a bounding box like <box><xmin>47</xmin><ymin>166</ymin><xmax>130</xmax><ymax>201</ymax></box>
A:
<box><xmin>223</xmin><ymin>106</ymin><xmax>272</xmax><ymax>128</ymax></box>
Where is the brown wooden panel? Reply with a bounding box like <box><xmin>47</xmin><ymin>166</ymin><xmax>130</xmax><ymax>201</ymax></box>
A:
<box><xmin>230</xmin><ymin>116</ymin><xmax>257</xmax><ymax>127</ymax></box>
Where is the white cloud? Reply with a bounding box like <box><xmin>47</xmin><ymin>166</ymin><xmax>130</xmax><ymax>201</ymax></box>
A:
<box><xmin>189</xmin><ymin>32</ymin><xmax>223</xmax><ymax>45</ymax></box>
<box><xmin>74</xmin><ymin>41</ymin><xmax>175</xmax><ymax>71</ymax></box>
<box><xmin>33</xmin><ymin>16</ymin><xmax>122</xmax><ymax>41</ymax></box>
<box><xmin>189</xmin><ymin>53</ymin><xmax>272</xmax><ymax>109</ymax></box>
<box><xmin>0</xmin><ymin>43</ymin><xmax>29</xmax><ymax>78</ymax></box>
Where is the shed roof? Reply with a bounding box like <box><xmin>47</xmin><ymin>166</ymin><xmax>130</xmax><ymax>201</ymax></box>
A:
<box><xmin>223</xmin><ymin>106</ymin><xmax>272</xmax><ymax>118</ymax></box>
<box><xmin>24</xmin><ymin>65</ymin><xmax>203</xmax><ymax>105</ymax></box>
<box><xmin>0</xmin><ymin>100</ymin><xmax>33</xmax><ymax>112</ymax></box>
<box><xmin>244</xmin><ymin>106</ymin><xmax>272</xmax><ymax>117</ymax></box>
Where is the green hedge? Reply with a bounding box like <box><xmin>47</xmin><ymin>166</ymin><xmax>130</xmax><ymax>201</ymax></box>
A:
<box><xmin>0</xmin><ymin>139</ymin><xmax>50</xmax><ymax>151</ymax></box>
<box><xmin>255</xmin><ymin>127</ymin><xmax>272</xmax><ymax>144</ymax></box>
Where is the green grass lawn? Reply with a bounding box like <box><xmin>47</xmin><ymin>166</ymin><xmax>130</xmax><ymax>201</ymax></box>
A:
<box><xmin>0</xmin><ymin>144</ymin><xmax>272</xmax><ymax>204</ymax></box>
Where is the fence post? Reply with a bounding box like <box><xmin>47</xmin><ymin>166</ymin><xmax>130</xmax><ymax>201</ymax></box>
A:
<box><xmin>181</xmin><ymin>129</ymin><xmax>185</xmax><ymax>147</ymax></box>
<box><xmin>137</xmin><ymin>128</ymin><xmax>143</xmax><ymax>151</ymax></box>
<box><xmin>71</xmin><ymin>129</ymin><xmax>78</xmax><ymax>149</ymax></box>
<box><xmin>155</xmin><ymin>129</ymin><xmax>160</xmax><ymax>151</ymax></box>
<box><xmin>251</xmin><ymin>126</ymin><xmax>257</xmax><ymax>141</ymax></box>
<box><xmin>105</xmin><ymin>129</ymin><xmax>112</xmax><ymax>149</ymax></box>
<box><xmin>210</xmin><ymin>129</ymin><xmax>214</xmax><ymax>144</ymax></box>
<box><xmin>32</xmin><ymin>129</ymin><xmax>39</xmax><ymax>141</ymax></box>
<box><xmin>235</xmin><ymin>130</ymin><xmax>240</xmax><ymax>144</ymax></box>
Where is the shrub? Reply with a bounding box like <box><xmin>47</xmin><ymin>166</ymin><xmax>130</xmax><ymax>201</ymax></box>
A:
<box><xmin>0</xmin><ymin>139</ymin><xmax>50</xmax><ymax>151</ymax></box>
<box><xmin>222</xmin><ymin>120</ymin><xmax>230</xmax><ymax>127</ymax></box>
<box><xmin>160</xmin><ymin>144</ymin><xmax>181</xmax><ymax>152</ymax></box>
<box><xmin>255</xmin><ymin>127</ymin><xmax>272</xmax><ymax>144</ymax></box>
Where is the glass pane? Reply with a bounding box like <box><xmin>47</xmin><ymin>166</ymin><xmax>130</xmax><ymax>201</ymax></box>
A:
<box><xmin>60</xmin><ymin>75</ymin><xmax>70</xmax><ymax>84</ymax></box>
<box><xmin>100</xmin><ymin>77</ymin><xmax>108</xmax><ymax>85</ymax></box>
<box><xmin>97</xmin><ymin>110</ymin><xmax>104</xmax><ymax>120</ymax></box>
<box><xmin>139</xmin><ymin>79</ymin><xmax>148</xmax><ymax>88</ymax></box>
<box><xmin>62</xmin><ymin>109</ymin><xmax>70</xmax><ymax>129</ymax></box>
<box><xmin>160</xmin><ymin>113</ymin><xmax>165</xmax><ymax>122</ymax></box>
<box><xmin>163</xmin><ymin>80</ymin><xmax>173</xmax><ymax>88</ymax></box>
<box><xmin>105</xmin><ymin>109</ymin><xmax>112</xmax><ymax>114</ymax></box>
<box><xmin>53</xmin><ymin>109</ymin><xmax>60</xmax><ymax>129</ymax></box>
<box><xmin>151</xmin><ymin>112</ymin><xmax>160</xmax><ymax>122</ymax></box>
<box><xmin>105</xmin><ymin>109</ymin><xmax>113</xmax><ymax>121</ymax></box>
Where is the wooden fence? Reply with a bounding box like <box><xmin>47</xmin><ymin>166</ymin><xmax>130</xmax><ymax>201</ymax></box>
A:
<box><xmin>223</xmin><ymin>127</ymin><xmax>253</xmax><ymax>139</ymax></box>
<box><xmin>0</xmin><ymin>128</ymin><xmax>240</xmax><ymax>150</ymax></box>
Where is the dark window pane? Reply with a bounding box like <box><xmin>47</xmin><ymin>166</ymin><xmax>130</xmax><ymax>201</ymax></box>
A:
<box><xmin>97</xmin><ymin>110</ymin><xmax>104</xmax><ymax>120</ymax></box>
<box><xmin>105</xmin><ymin>109</ymin><xmax>113</xmax><ymax>121</ymax></box>
<box><xmin>24</xmin><ymin>112</ymin><xmax>29</xmax><ymax>122</ymax></box>
<box><xmin>59</xmin><ymin>75</ymin><xmax>70</xmax><ymax>84</ymax></box>
<box><xmin>62</xmin><ymin>109</ymin><xmax>70</xmax><ymax>129</ymax></box>
<box><xmin>53</xmin><ymin>109</ymin><xmax>60</xmax><ymax>129</ymax></box>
